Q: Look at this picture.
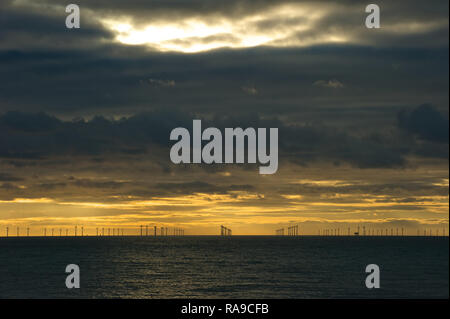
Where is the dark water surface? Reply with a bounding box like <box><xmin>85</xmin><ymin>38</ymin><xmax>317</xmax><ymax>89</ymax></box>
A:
<box><xmin>0</xmin><ymin>236</ymin><xmax>448</xmax><ymax>298</ymax></box>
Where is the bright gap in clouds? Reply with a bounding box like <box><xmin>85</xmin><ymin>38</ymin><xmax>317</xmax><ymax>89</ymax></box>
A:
<box><xmin>101</xmin><ymin>4</ymin><xmax>331</xmax><ymax>53</ymax></box>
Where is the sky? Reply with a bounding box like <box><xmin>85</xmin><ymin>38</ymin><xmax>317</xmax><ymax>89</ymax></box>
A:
<box><xmin>0</xmin><ymin>0</ymin><xmax>448</xmax><ymax>235</ymax></box>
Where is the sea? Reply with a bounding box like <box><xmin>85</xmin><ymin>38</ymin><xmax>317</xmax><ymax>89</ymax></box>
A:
<box><xmin>0</xmin><ymin>236</ymin><xmax>448</xmax><ymax>299</ymax></box>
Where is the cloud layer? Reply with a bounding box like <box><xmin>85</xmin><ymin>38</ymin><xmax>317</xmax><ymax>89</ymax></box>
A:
<box><xmin>0</xmin><ymin>0</ymin><xmax>448</xmax><ymax>234</ymax></box>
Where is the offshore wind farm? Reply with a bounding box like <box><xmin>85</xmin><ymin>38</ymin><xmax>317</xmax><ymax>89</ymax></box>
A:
<box><xmin>1</xmin><ymin>223</ymin><xmax>448</xmax><ymax>298</ymax></box>
<box><xmin>1</xmin><ymin>224</ymin><xmax>447</xmax><ymax>237</ymax></box>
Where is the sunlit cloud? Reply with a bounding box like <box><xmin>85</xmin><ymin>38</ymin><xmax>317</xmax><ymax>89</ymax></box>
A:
<box><xmin>98</xmin><ymin>2</ymin><xmax>448</xmax><ymax>53</ymax></box>
<box><xmin>100</xmin><ymin>4</ymin><xmax>327</xmax><ymax>52</ymax></box>
<box><xmin>0</xmin><ymin>1</ymin><xmax>448</xmax><ymax>235</ymax></box>
<box><xmin>290</xmin><ymin>179</ymin><xmax>355</xmax><ymax>187</ymax></box>
<box><xmin>433</xmin><ymin>178</ymin><xmax>449</xmax><ymax>187</ymax></box>
<box><xmin>282</xmin><ymin>195</ymin><xmax>304</xmax><ymax>200</ymax></box>
<box><xmin>0</xmin><ymin>197</ymin><xmax>54</xmax><ymax>204</ymax></box>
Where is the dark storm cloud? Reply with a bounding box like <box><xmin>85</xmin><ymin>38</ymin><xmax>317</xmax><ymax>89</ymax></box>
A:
<box><xmin>398</xmin><ymin>104</ymin><xmax>449</xmax><ymax>143</ymax></box>
<box><xmin>287</xmin><ymin>0</ymin><xmax>449</xmax><ymax>48</ymax></box>
<box><xmin>0</xmin><ymin>173</ymin><xmax>23</xmax><ymax>182</ymax></box>
<box><xmin>0</xmin><ymin>110</ymin><xmax>191</xmax><ymax>159</ymax></box>
<box><xmin>22</xmin><ymin>0</ymin><xmax>288</xmax><ymax>25</ymax></box>
<box><xmin>0</xmin><ymin>106</ymin><xmax>446</xmax><ymax>170</ymax></box>
<box><xmin>35</xmin><ymin>182</ymin><xmax>67</xmax><ymax>190</ymax></box>
<box><xmin>0</xmin><ymin>45</ymin><xmax>448</xmax><ymax>118</ymax></box>
<box><xmin>0</xmin><ymin>183</ymin><xmax>22</xmax><ymax>190</ymax></box>
<box><xmin>0</xmin><ymin>0</ymin><xmax>113</xmax><ymax>51</ymax></box>
<box><xmin>0</xmin><ymin>0</ymin><xmax>448</xmax><ymax>120</ymax></box>
<box><xmin>0</xmin><ymin>0</ymin><xmax>448</xmax><ymax>169</ymax></box>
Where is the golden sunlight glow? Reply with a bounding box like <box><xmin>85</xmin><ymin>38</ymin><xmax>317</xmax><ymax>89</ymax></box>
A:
<box><xmin>101</xmin><ymin>4</ymin><xmax>327</xmax><ymax>53</ymax></box>
<box><xmin>0</xmin><ymin>197</ymin><xmax>54</xmax><ymax>203</ymax></box>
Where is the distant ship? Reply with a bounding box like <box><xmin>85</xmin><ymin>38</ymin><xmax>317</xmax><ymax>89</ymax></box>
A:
<box><xmin>354</xmin><ymin>232</ymin><xmax>359</xmax><ymax>236</ymax></box>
